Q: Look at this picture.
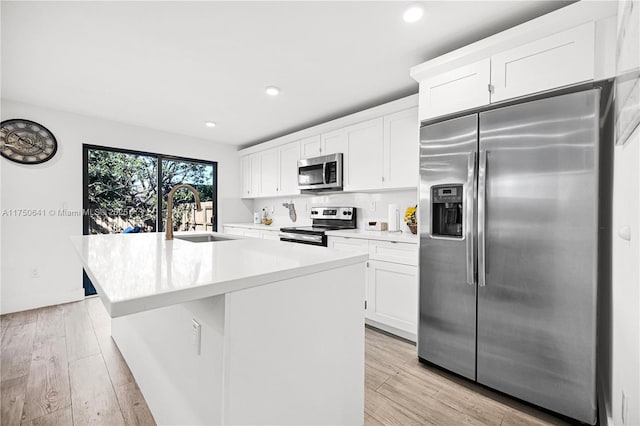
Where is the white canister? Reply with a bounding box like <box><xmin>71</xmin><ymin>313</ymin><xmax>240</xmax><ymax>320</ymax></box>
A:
<box><xmin>253</xmin><ymin>212</ymin><xmax>261</xmax><ymax>224</ymax></box>
<box><xmin>388</xmin><ymin>204</ymin><xmax>400</xmax><ymax>232</ymax></box>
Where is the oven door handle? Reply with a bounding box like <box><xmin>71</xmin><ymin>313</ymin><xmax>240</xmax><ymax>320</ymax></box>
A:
<box><xmin>279</xmin><ymin>232</ymin><xmax>324</xmax><ymax>243</ymax></box>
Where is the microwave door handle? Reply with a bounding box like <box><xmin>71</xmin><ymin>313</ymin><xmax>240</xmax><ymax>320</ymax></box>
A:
<box><xmin>322</xmin><ymin>162</ymin><xmax>328</xmax><ymax>185</ymax></box>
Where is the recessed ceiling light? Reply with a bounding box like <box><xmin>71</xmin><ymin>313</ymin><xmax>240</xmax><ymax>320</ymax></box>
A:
<box><xmin>265</xmin><ymin>86</ymin><xmax>280</xmax><ymax>96</ymax></box>
<box><xmin>204</xmin><ymin>121</ymin><xmax>216</xmax><ymax>128</ymax></box>
<box><xmin>403</xmin><ymin>5</ymin><xmax>424</xmax><ymax>23</ymax></box>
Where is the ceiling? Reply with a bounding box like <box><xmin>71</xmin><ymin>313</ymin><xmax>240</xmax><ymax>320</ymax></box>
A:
<box><xmin>1</xmin><ymin>1</ymin><xmax>573</xmax><ymax>148</ymax></box>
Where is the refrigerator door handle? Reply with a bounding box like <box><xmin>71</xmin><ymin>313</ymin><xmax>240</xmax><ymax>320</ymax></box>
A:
<box><xmin>478</xmin><ymin>150</ymin><xmax>487</xmax><ymax>287</ymax></box>
<box><xmin>465</xmin><ymin>152</ymin><xmax>476</xmax><ymax>286</ymax></box>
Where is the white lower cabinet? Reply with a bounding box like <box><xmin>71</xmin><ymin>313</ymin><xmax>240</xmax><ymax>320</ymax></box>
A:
<box><xmin>328</xmin><ymin>235</ymin><xmax>418</xmax><ymax>341</ymax></box>
<box><xmin>367</xmin><ymin>260</ymin><xmax>418</xmax><ymax>340</ymax></box>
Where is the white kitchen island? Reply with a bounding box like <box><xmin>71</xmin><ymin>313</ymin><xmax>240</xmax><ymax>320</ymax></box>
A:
<box><xmin>71</xmin><ymin>232</ymin><xmax>368</xmax><ymax>426</ymax></box>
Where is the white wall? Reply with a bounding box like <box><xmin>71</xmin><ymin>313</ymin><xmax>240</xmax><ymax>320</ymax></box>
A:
<box><xmin>0</xmin><ymin>99</ymin><xmax>251</xmax><ymax>314</ymax></box>
<box><xmin>248</xmin><ymin>190</ymin><xmax>417</xmax><ymax>232</ymax></box>
<box><xmin>608</xmin><ymin>123</ymin><xmax>640</xmax><ymax>426</ymax></box>
<box><xmin>602</xmin><ymin>2</ymin><xmax>640</xmax><ymax>425</ymax></box>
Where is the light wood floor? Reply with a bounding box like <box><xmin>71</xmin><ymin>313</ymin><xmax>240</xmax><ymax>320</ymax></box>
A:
<box><xmin>1</xmin><ymin>299</ymin><xmax>568</xmax><ymax>426</ymax></box>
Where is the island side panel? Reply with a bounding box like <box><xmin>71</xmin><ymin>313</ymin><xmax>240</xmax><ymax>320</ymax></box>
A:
<box><xmin>111</xmin><ymin>295</ymin><xmax>226</xmax><ymax>425</ymax></box>
<box><xmin>222</xmin><ymin>262</ymin><xmax>366</xmax><ymax>426</ymax></box>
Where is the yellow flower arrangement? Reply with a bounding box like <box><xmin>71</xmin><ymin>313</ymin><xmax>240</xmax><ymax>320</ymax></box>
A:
<box><xmin>404</xmin><ymin>205</ymin><xmax>417</xmax><ymax>224</ymax></box>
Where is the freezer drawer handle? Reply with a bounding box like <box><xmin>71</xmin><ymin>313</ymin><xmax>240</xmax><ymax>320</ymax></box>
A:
<box><xmin>478</xmin><ymin>150</ymin><xmax>487</xmax><ymax>287</ymax></box>
<box><xmin>465</xmin><ymin>151</ymin><xmax>476</xmax><ymax>286</ymax></box>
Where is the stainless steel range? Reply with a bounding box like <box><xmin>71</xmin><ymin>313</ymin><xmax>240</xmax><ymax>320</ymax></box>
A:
<box><xmin>279</xmin><ymin>207</ymin><xmax>356</xmax><ymax>246</ymax></box>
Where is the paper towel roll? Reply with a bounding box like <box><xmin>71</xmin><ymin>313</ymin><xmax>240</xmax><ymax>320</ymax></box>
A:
<box><xmin>388</xmin><ymin>204</ymin><xmax>399</xmax><ymax>232</ymax></box>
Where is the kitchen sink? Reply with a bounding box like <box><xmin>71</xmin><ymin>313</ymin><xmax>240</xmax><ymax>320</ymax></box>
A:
<box><xmin>174</xmin><ymin>234</ymin><xmax>234</xmax><ymax>243</ymax></box>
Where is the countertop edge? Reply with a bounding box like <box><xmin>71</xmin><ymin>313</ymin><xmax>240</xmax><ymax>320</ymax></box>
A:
<box><xmin>70</xmin><ymin>235</ymin><xmax>368</xmax><ymax>317</ymax></box>
<box><xmin>109</xmin><ymin>253</ymin><xmax>368</xmax><ymax>317</ymax></box>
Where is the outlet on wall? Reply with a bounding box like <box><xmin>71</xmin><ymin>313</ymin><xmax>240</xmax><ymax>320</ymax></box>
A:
<box><xmin>369</xmin><ymin>201</ymin><xmax>376</xmax><ymax>212</ymax></box>
<box><xmin>31</xmin><ymin>268</ymin><xmax>39</xmax><ymax>279</ymax></box>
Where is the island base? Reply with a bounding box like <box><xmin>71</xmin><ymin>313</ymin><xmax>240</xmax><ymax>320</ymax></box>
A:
<box><xmin>111</xmin><ymin>263</ymin><xmax>365</xmax><ymax>425</ymax></box>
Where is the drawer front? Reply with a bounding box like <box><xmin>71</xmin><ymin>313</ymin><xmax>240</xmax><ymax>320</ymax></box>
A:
<box><xmin>368</xmin><ymin>241</ymin><xmax>417</xmax><ymax>266</ymax></box>
<box><xmin>243</xmin><ymin>229</ymin><xmax>261</xmax><ymax>238</ymax></box>
<box><xmin>327</xmin><ymin>236</ymin><xmax>369</xmax><ymax>253</ymax></box>
<box><xmin>261</xmin><ymin>230</ymin><xmax>281</xmax><ymax>241</ymax></box>
<box><xmin>224</xmin><ymin>227</ymin><xmax>245</xmax><ymax>236</ymax></box>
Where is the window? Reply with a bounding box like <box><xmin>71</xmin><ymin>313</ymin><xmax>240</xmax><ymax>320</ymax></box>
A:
<box><xmin>82</xmin><ymin>144</ymin><xmax>217</xmax><ymax>295</ymax></box>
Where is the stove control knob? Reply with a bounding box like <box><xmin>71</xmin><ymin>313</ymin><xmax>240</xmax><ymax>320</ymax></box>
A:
<box><xmin>343</xmin><ymin>211</ymin><xmax>348</xmax><ymax>215</ymax></box>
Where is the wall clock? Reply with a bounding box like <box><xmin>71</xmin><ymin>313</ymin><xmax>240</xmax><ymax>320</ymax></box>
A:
<box><xmin>0</xmin><ymin>119</ymin><xmax>58</xmax><ymax>164</ymax></box>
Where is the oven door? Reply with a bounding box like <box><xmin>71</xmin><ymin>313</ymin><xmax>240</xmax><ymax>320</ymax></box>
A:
<box><xmin>279</xmin><ymin>232</ymin><xmax>327</xmax><ymax>246</ymax></box>
<box><xmin>297</xmin><ymin>153</ymin><xmax>343</xmax><ymax>190</ymax></box>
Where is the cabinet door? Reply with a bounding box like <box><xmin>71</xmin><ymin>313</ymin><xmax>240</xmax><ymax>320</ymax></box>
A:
<box><xmin>327</xmin><ymin>236</ymin><xmax>370</xmax><ymax>313</ymax></box>
<box><xmin>367</xmin><ymin>260</ymin><xmax>418</xmax><ymax>338</ymax></box>
<box><xmin>300</xmin><ymin>135</ymin><xmax>321</xmax><ymax>158</ymax></box>
<box><xmin>419</xmin><ymin>58</ymin><xmax>491</xmax><ymax>121</ymax></box>
<box><xmin>321</xmin><ymin>130</ymin><xmax>347</xmax><ymax>156</ymax></box>
<box><xmin>277</xmin><ymin>141</ymin><xmax>300</xmax><ymax>196</ymax></box>
<box><xmin>240</xmin><ymin>156</ymin><xmax>251</xmax><ymax>198</ymax></box>
<box><xmin>383</xmin><ymin>108</ymin><xmax>419</xmax><ymax>189</ymax></box>
<box><xmin>259</xmin><ymin>149</ymin><xmax>279</xmax><ymax>197</ymax></box>
<box><xmin>344</xmin><ymin>118</ymin><xmax>384</xmax><ymax>192</ymax></box>
<box><xmin>490</xmin><ymin>22</ymin><xmax>595</xmax><ymax>102</ymax></box>
<box><xmin>249</xmin><ymin>154</ymin><xmax>261</xmax><ymax>197</ymax></box>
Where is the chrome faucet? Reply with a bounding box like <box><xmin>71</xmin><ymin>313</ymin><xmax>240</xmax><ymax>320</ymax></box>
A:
<box><xmin>166</xmin><ymin>184</ymin><xmax>202</xmax><ymax>240</ymax></box>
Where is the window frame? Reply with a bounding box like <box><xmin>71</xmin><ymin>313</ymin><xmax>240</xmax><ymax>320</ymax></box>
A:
<box><xmin>82</xmin><ymin>144</ymin><xmax>219</xmax><ymax>235</ymax></box>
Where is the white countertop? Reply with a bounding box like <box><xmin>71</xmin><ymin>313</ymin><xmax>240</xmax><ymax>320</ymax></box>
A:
<box><xmin>71</xmin><ymin>232</ymin><xmax>368</xmax><ymax>317</ymax></box>
<box><xmin>325</xmin><ymin>228</ymin><xmax>419</xmax><ymax>244</ymax></box>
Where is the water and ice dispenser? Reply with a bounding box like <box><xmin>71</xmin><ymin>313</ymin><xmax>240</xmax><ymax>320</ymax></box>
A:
<box><xmin>431</xmin><ymin>185</ymin><xmax>463</xmax><ymax>238</ymax></box>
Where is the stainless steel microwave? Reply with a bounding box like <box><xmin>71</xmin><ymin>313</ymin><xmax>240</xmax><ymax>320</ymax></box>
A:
<box><xmin>297</xmin><ymin>153</ymin><xmax>343</xmax><ymax>192</ymax></box>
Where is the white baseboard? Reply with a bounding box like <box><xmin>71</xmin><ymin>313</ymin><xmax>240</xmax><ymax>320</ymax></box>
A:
<box><xmin>365</xmin><ymin>318</ymin><xmax>416</xmax><ymax>343</ymax></box>
<box><xmin>0</xmin><ymin>288</ymin><xmax>84</xmax><ymax>314</ymax></box>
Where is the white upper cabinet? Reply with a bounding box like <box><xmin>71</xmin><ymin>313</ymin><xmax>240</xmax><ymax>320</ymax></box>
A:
<box><xmin>344</xmin><ymin>118</ymin><xmax>384</xmax><ymax>191</ymax></box>
<box><xmin>411</xmin><ymin>2</ymin><xmax>615</xmax><ymax>121</ymax></box>
<box><xmin>419</xmin><ymin>59</ymin><xmax>491</xmax><ymax>121</ymax></box>
<box><xmin>320</xmin><ymin>129</ymin><xmax>347</xmax><ymax>156</ymax></box>
<box><xmin>490</xmin><ymin>22</ymin><xmax>595</xmax><ymax>103</ymax></box>
<box><xmin>259</xmin><ymin>149</ymin><xmax>279</xmax><ymax>197</ymax></box>
<box><xmin>240</xmin><ymin>156</ymin><xmax>251</xmax><ymax>198</ymax></box>
<box><xmin>238</xmin><ymin>95</ymin><xmax>421</xmax><ymax>197</ymax></box>
<box><xmin>239</xmin><ymin>141</ymin><xmax>301</xmax><ymax>198</ymax></box>
<box><xmin>277</xmin><ymin>141</ymin><xmax>300</xmax><ymax>196</ymax></box>
<box><xmin>383</xmin><ymin>107</ymin><xmax>419</xmax><ymax>189</ymax></box>
<box><xmin>300</xmin><ymin>135</ymin><xmax>321</xmax><ymax>158</ymax></box>
<box><xmin>249</xmin><ymin>154</ymin><xmax>261</xmax><ymax>197</ymax></box>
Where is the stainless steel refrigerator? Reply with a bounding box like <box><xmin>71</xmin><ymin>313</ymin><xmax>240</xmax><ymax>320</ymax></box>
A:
<box><xmin>418</xmin><ymin>83</ymin><xmax>612</xmax><ymax>424</ymax></box>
